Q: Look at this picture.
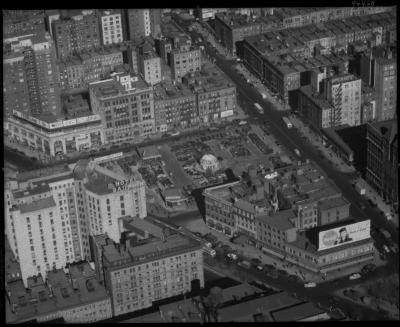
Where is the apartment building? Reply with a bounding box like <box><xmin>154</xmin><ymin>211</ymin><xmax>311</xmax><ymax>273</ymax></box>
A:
<box><xmin>203</xmin><ymin>162</ymin><xmax>373</xmax><ymax>273</ymax></box>
<box><xmin>3</xmin><ymin>10</ymin><xmax>46</xmax><ymax>38</ymax></box>
<box><xmin>92</xmin><ymin>232</ymin><xmax>204</xmax><ymax>316</ymax></box>
<box><xmin>99</xmin><ymin>10</ymin><xmax>123</xmax><ymax>45</ymax></box>
<box><xmin>52</xmin><ymin>10</ymin><xmax>101</xmax><ymax>59</ymax></box>
<box><xmin>360</xmin><ymin>47</ymin><xmax>397</xmax><ymax>121</ymax></box>
<box><xmin>89</xmin><ymin>72</ymin><xmax>155</xmax><ymax>144</ymax></box>
<box><xmin>58</xmin><ymin>47</ymin><xmax>124</xmax><ymax>90</ymax></box>
<box><xmin>138</xmin><ymin>50</ymin><xmax>162</xmax><ymax>85</ymax></box>
<box><xmin>5</xmin><ymin>262</ymin><xmax>112</xmax><ymax>323</ymax></box>
<box><xmin>170</xmin><ymin>45</ymin><xmax>202</xmax><ymax>81</ymax></box>
<box><xmin>182</xmin><ymin>63</ymin><xmax>237</xmax><ymax>123</ymax></box>
<box><xmin>153</xmin><ymin>81</ymin><xmax>197</xmax><ymax>132</ymax></box>
<box><xmin>126</xmin><ymin>9</ymin><xmax>162</xmax><ymax>42</ymax></box>
<box><xmin>324</xmin><ymin>74</ymin><xmax>362</xmax><ymax>127</ymax></box>
<box><xmin>366</xmin><ymin>120</ymin><xmax>398</xmax><ymax>208</ymax></box>
<box><xmin>3</xmin><ymin>33</ymin><xmax>61</xmax><ymax>119</ymax></box>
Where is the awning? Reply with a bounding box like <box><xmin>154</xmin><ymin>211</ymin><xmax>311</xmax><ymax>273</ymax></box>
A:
<box><xmin>261</xmin><ymin>246</ymin><xmax>285</xmax><ymax>259</ymax></box>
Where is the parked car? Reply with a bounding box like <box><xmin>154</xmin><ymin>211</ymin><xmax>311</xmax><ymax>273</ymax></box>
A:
<box><xmin>383</xmin><ymin>244</ymin><xmax>391</xmax><ymax>253</ymax></box>
<box><xmin>304</xmin><ymin>282</ymin><xmax>317</xmax><ymax>288</ymax></box>
<box><xmin>237</xmin><ymin>260</ymin><xmax>251</xmax><ymax>269</ymax></box>
<box><xmin>361</xmin><ymin>263</ymin><xmax>377</xmax><ymax>275</ymax></box>
<box><xmin>227</xmin><ymin>253</ymin><xmax>238</xmax><ymax>261</ymax></box>
<box><xmin>349</xmin><ymin>273</ymin><xmax>362</xmax><ymax>280</ymax></box>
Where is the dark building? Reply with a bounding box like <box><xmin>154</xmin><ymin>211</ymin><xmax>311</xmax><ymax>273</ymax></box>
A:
<box><xmin>52</xmin><ymin>10</ymin><xmax>101</xmax><ymax>59</ymax></box>
<box><xmin>3</xmin><ymin>10</ymin><xmax>46</xmax><ymax>38</ymax></box>
<box><xmin>366</xmin><ymin>120</ymin><xmax>398</xmax><ymax>208</ymax></box>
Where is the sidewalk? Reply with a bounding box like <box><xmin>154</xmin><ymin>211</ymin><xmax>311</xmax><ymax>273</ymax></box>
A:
<box><xmin>354</xmin><ymin>178</ymin><xmax>399</xmax><ymax>228</ymax></box>
<box><xmin>289</xmin><ymin>115</ymin><xmax>355</xmax><ymax>173</ymax></box>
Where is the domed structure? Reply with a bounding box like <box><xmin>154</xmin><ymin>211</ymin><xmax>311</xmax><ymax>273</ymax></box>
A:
<box><xmin>200</xmin><ymin>154</ymin><xmax>219</xmax><ymax>172</ymax></box>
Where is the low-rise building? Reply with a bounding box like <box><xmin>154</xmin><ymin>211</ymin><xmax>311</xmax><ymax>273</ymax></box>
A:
<box><xmin>153</xmin><ymin>81</ymin><xmax>197</xmax><ymax>132</ymax></box>
<box><xmin>92</xmin><ymin>231</ymin><xmax>204</xmax><ymax>317</ymax></box>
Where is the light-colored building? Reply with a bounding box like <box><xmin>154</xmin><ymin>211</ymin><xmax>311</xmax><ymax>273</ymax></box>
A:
<box><xmin>325</xmin><ymin>74</ymin><xmax>362</xmax><ymax>127</ymax></box>
<box><xmin>170</xmin><ymin>45</ymin><xmax>201</xmax><ymax>81</ymax></box>
<box><xmin>92</xmin><ymin>231</ymin><xmax>204</xmax><ymax>317</ymax></box>
<box><xmin>6</xmin><ymin>110</ymin><xmax>104</xmax><ymax>156</ymax></box>
<box><xmin>89</xmin><ymin>72</ymin><xmax>156</xmax><ymax>145</ymax></box>
<box><xmin>138</xmin><ymin>51</ymin><xmax>162</xmax><ymax>85</ymax></box>
<box><xmin>100</xmin><ymin>10</ymin><xmax>123</xmax><ymax>45</ymax></box>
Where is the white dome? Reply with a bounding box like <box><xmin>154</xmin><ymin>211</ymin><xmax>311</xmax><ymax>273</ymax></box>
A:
<box><xmin>200</xmin><ymin>154</ymin><xmax>219</xmax><ymax>172</ymax></box>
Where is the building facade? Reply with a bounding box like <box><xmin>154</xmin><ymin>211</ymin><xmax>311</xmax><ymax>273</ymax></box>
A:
<box><xmin>100</xmin><ymin>10</ymin><xmax>124</xmax><ymax>45</ymax></box>
<box><xmin>138</xmin><ymin>51</ymin><xmax>162</xmax><ymax>85</ymax></box>
<box><xmin>93</xmin><ymin>233</ymin><xmax>204</xmax><ymax>316</ymax></box>
<box><xmin>52</xmin><ymin>11</ymin><xmax>101</xmax><ymax>59</ymax></box>
<box><xmin>126</xmin><ymin>9</ymin><xmax>162</xmax><ymax>42</ymax></box>
<box><xmin>89</xmin><ymin>73</ymin><xmax>156</xmax><ymax>144</ymax></box>
<box><xmin>366</xmin><ymin>120</ymin><xmax>398</xmax><ymax>207</ymax></box>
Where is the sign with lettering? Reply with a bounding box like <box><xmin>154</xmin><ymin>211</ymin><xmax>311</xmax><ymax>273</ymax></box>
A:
<box><xmin>107</xmin><ymin>178</ymin><xmax>134</xmax><ymax>193</ymax></box>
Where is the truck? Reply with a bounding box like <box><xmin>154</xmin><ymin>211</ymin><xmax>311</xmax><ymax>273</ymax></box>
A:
<box><xmin>254</xmin><ymin>103</ymin><xmax>264</xmax><ymax>114</ymax></box>
<box><xmin>355</xmin><ymin>183</ymin><xmax>366</xmax><ymax>195</ymax></box>
<box><xmin>237</xmin><ymin>260</ymin><xmax>251</xmax><ymax>269</ymax></box>
<box><xmin>282</xmin><ymin>116</ymin><xmax>293</xmax><ymax>128</ymax></box>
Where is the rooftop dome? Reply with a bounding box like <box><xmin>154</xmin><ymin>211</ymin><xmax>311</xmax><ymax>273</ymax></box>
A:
<box><xmin>200</xmin><ymin>154</ymin><xmax>219</xmax><ymax>172</ymax></box>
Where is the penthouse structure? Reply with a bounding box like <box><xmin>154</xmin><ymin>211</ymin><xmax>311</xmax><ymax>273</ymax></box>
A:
<box><xmin>99</xmin><ymin>10</ymin><xmax>124</xmax><ymax>45</ymax></box>
<box><xmin>52</xmin><ymin>10</ymin><xmax>101</xmax><ymax>59</ymax></box>
<box><xmin>153</xmin><ymin>81</ymin><xmax>197</xmax><ymax>132</ymax></box>
<box><xmin>203</xmin><ymin>162</ymin><xmax>374</xmax><ymax>273</ymax></box>
<box><xmin>3</xmin><ymin>33</ymin><xmax>61</xmax><ymax>119</ymax></box>
<box><xmin>182</xmin><ymin>63</ymin><xmax>237</xmax><ymax>124</ymax></box>
<box><xmin>92</xmin><ymin>231</ymin><xmax>204</xmax><ymax>316</ymax></box>
<box><xmin>5</xmin><ymin>262</ymin><xmax>112</xmax><ymax>323</ymax></box>
<box><xmin>242</xmin><ymin>11</ymin><xmax>396</xmax><ymax>103</ymax></box>
<box><xmin>89</xmin><ymin>71</ymin><xmax>155</xmax><ymax>144</ymax></box>
<box><xmin>366</xmin><ymin>120</ymin><xmax>398</xmax><ymax>208</ymax></box>
<box><xmin>58</xmin><ymin>46</ymin><xmax>124</xmax><ymax>90</ymax></box>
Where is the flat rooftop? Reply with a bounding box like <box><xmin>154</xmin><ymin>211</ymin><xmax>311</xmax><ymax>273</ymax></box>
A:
<box><xmin>17</xmin><ymin>197</ymin><xmax>56</xmax><ymax>214</ymax></box>
<box><xmin>89</xmin><ymin>75</ymin><xmax>149</xmax><ymax>99</ymax></box>
<box><xmin>299</xmin><ymin>85</ymin><xmax>334</xmax><ymax>111</ymax></box>
<box><xmin>256</xmin><ymin>209</ymin><xmax>296</xmax><ymax>231</ymax></box>
<box><xmin>154</xmin><ymin>80</ymin><xmax>194</xmax><ymax>101</ymax></box>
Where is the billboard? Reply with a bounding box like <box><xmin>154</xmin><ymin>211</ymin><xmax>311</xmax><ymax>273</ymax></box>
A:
<box><xmin>318</xmin><ymin>220</ymin><xmax>370</xmax><ymax>251</ymax></box>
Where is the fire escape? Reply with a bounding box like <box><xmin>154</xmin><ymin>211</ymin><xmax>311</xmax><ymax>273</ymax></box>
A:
<box><xmin>23</xmin><ymin>47</ymin><xmax>41</xmax><ymax>116</ymax></box>
<box><xmin>332</xmin><ymin>83</ymin><xmax>342</xmax><ymax>127</ymax></box>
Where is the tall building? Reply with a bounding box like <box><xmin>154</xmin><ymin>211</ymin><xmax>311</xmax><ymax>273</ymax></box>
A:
<box><xmin>5</xmin><ymin>155</ymin><xmax>147</xmax><ymax>286</ymax></box>
<box><xmin>52</xmin><ymin>10</ymin><xmax>101</xmax><ymax>59</ymax></box>
<box><xmin>325</xmin><ymin>74</ymin><xmax>362</xmax><ymax>127</ymax></box>
<box><xmin>3</xmin><ymin>33</ymin><xmax>61</xmax><ymax>119</ymax></box>
<box><xmin>92</xmin><ymin>230</ymin><xmax>204</xmax><ymax>317</ymax></box>
<box><xmin>99</xmin><ymin>10</ymin><xmax>124</xmax><ymax>45</ymax></box>
<box><xmin>366</xmin><ymin>120</ymin><xmax>398</xmax><ymax>208</ymax></box>
<box><xmin>361</xmin><ymin>47</ymin><xmax>397</xmax><ymax>121</ymax></box>
<box><xmin>89</xmin><ymin>71</ymin><xmax>156</xmax><ymax>144</ymax></box>
<box><xmin>126</xmin><ymin>9</ymin><xmax>162</xmax><ymax>42</ymax></box>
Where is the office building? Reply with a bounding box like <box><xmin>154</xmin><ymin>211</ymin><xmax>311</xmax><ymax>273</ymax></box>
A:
<box><xmin>126</xmin><ymin>9</ymin><xmax>162</xmax><ymax>42</ymax></box>
<box><xmin>92</xmin><ymin>231</ymin><xmax>204</xmax><ymax>316</ymax></box>
<box><xmin>203</xmin><ymin>162</ymin><xmax>374</xmax><ymax>273</ymax></box>
<box><xmin>99</xmin><ymin>10</ymin><xmax>124</xmax><ymax>45</ymax></box>
<box><xmin>366</xmin><ymin>120</ymin><xmax>398</xmax><ymax>208</ymax></box>
<box><xmin>324</xmin><ymin>74</ymin><xmax>362</xmax><ymax>127</ymax></box>
<box><xmin>6</xmin><ymin>109</ymin><xmax>104</xmax><ymax>156</ymax></box>
<box><xmin>89</xmin><ymin>71</ymin><xmax>156</xmax><ymax>144</ymax></box>
<box><xmin>52</xmin><ymin>10</ymin><xmax>101</xmax><ymax>59</ymax></box>
<box><xmin>3</xmin><ymin>33</ymin><xmax>62</xmax><ymax>119</ymax></box>
<box><xmin>153</xmin><ymin>81</ymin><xmax>197</xmax><ymax>132</ymax></box>
<box><xmin>58</xmin><ymin>47</ymin><xmax>124</xmax><ymax>90</ymax></box>
<box><xmin>138</xmin><ymin>50</ymin><xmax>162</xmax><ymax>85</ymax></box>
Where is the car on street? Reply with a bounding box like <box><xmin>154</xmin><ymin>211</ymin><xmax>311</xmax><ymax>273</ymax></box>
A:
<box><xmin>361</xmin><ymin>263</ymin><xmax>377</xmax><ymax>275</ymax></box>
<box><xmin>304</xmin><ymin>282</ymin><xmax>317</xmax><ymax>288</ymax></box>
<box><xmin>227</xmin><ymin>253</ymin><xmax>238</xmax><ymax>261</ymax></box>
<box><xmin>349</xmin><ymin>273</ymin><xmax>362</xmax><ymax>280</ymax></box>
<box><xmin>383</xmin><ymin>244</ymin><xmax>391</xmax><ymax>253</ymax></box>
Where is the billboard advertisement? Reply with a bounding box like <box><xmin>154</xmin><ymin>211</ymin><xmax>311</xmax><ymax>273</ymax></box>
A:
<box><xmin>318</xmin><ymin>220</ymin><xmax>370</xmax><ymax>251</ymax></box>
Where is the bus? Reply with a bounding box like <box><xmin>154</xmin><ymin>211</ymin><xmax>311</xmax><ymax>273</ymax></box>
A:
<box><xmin>254</xmin><ymin>103</ymin><xmax>264</xmax><ymax>114</ymax></box>
<box><xmin>282</xmin><ymin>116</ymin><xmax>293</xmax><ymax>128</ymax></box>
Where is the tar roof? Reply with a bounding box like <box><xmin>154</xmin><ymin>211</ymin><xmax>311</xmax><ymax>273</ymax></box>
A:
<box><xmin>271</xmin><ymin>302</ymin><xmax>325</xmax><ymax>321</ymax></box>
<box><xmin>256</xmin><ymin>209</ymin><xmax>296</xmax><ymax>230</ymax></box>
<box><xmin>318</xmin><ymin>197</ymin><xmax>349</xmax><ymax>210</ymax></box>
<box><xmin>17</xmin><ymin>197</ymin><xmax>56</xmax><ymax>214</ymax></box>
<box><xmin>12</xmin><ymin>183</ymin><xmax>51</xmax><ymax>199</ymax></box>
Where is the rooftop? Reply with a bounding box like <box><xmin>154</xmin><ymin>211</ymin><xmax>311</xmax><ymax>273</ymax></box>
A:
<box><xmin>256</xmin><ymin>209</ymin><xmax>296</xmax><ymax>231</ymax></box>
<box><xmin>215</xmin><ymin>12</ymin><xmax>263</xmax><ymax>29</ymax></box>
<box><xmin>154</xmin><ymin>80</ymin><xmax>194</xmax><ymax>101</ymax></box>
<box><xmin>369</xmin><ymin>119</ymin><xmax>397</xmax><ymax>143</ymax></box>
<box><xmin>318</xmin><ymin>197</ymin><xmax>349</xmax><ymax>211</ymax></box>
<box><xmin>12</xmin><ymin>183</ymin><xmax>51</xmax><ymax>199</ymax></box>
<box><xmin>299</xmin><ymin>85</ymin><xmax>334</xmax><ymax>111</ymax></box>
<box><xmin>17</xmin><ymin>164</ymin><xmax>71</xmax><ymax>182</ymax></box>
<box><xmin>121</xmin><ymin>216</ymin><xmax>164</xmax><ymax>239</ymax></box>
<box><xmin>271</xmin><ymin>301</ymin><xmax>326</xmax><ymax>321</ymax></box>
<box><xmin>17</xmin><ymin>197</ymin><xmax>56</xmax><ymax>214</ymax></box>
